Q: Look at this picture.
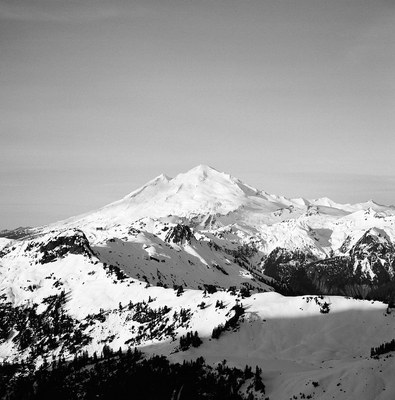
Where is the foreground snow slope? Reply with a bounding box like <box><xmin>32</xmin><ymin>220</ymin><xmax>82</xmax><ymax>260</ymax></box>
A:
<box><xmin>153</xmin><ymin>293</ymin><xmax>395</xmax><ymax>400</ymax></box>
<box><xmin>1</xmin><ymin>253</ymin><xmax>394</xmax><ymax>400</ymax></box>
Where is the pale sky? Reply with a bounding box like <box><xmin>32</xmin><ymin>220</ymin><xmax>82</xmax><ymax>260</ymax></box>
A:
<box><xmin>1</xmin><ymin>0</ymin><xmax>395</xmax><ymax>229</ymax></box>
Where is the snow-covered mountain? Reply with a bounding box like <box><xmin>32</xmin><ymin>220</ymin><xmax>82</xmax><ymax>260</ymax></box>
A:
<box><xmin>2</xmin><ymin>164</ymin><xmax>395</xmax><ymax>302</ymax></box>
<box><xmin>2</xmin><ymin>165</ymin><xmax>395</xmax><ymax>399</ymax></box>
<box><xmin>2</xmin><ymin>164</ymin><xmax>395</xmax><ymax>304</ymax></box>
<box><xmin>59</xmin><ymin>164</ymin><xmax>287</xmax><ymax>227</ymax></box>
<box><xmin>30</xmin><ymin>164</ymin><xmax>394</xmax><ymax>296</ymax></box>
<box><xmin>51</xmin><ymin>164</ymin><xmax>395</xmax><ymax>229</ymax></box>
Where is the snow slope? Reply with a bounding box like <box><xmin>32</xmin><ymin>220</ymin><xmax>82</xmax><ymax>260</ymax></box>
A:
<box><xmin>2</xmin><ymin>165</ymin><xmax>395</xmax><ymax>399</ymax></box>
<box><xmin>1</xmin><ymin>245</ymin><xmax>395</xmax><ymax>400</ymax></box>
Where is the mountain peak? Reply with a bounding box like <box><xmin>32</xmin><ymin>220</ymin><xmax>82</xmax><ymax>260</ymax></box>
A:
<box><xmin>52</xmin><ymin>165</ymin><xmax>395</xmax><ymax>231</ymax></box>
<box><xmin>183</xmin><ymin>165</ymin><xmax>222</xmax><ymax>179</ymax></box>
<box><xmin>190</xmin><ymin>164</ymin><xmax>218</xmax><ymax>173</ymax></box>
<box><xmin>156</xmin><ymin>173</ymin><xmax>172</xmax><ymax>181</ymax></box>
<box><xmin>173</xmin><ymin>165</ymin><xmax>262</xmax><ymax>200</ymax></box>
<box><xmin>64</xmin><ymin>165</ymin><xmax>273</xmax><ymax>226</ymax></box>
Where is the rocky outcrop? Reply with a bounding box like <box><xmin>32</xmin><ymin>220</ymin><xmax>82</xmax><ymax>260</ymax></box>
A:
<box><xmin>263</xmin><ymin>247</ymin><xmax>316</xmax><ymax>281</ymax></box>
<box><xmin>262</xmin><ymin>248</ymin><xmax>317</xmax><ymax>294</ymax></box>
<box><xmin>349</xmin><ymin>228</ymin><xmax>395</xmax><ymax>283</ymax></box>
<box><xmin>38</xmin><ymin>230</ymin><xmax>94</xmax><ymax>264</ymax></box>
<box><xmin>262</xmin><ymin>229</ymin><xmax>395</xmax><ymax>299</ymax></box>
<box><xmin>164</xmin><ymin>224</ymin><xmax>194</xmax><ymax>245</ymax></box>
<box><xmin>305</xmin><ymin>257</ymin><xmax>370</xmax><ymax>297</ymax></box>
<box><xmin>0</xmin><ymin>227</ymin><xmax>33</xmax><ymax>240</ymax></box>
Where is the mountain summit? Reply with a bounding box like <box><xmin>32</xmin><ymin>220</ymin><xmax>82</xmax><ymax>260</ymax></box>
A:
<box><xmin>63</xmin><ymin>165</ymin><xmax>287</xmax><ymax>228</ymax></box>
<box><xmin>59</xmin><ymin>165</ymin><xmax>393</xmax><ymax>231</ymax></box>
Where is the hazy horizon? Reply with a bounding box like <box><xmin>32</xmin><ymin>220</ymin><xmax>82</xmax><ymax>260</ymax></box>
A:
<box><xmin>1</xmin><ymin>0</ymin><xmax>394</xmax><ymax>229</ymax></box>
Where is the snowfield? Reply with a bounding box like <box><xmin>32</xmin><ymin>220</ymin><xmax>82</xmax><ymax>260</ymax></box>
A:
<box><xmin>1</xmin><ymin>165</ymin><xmax>395</xmax><ymax>399</ymax></box>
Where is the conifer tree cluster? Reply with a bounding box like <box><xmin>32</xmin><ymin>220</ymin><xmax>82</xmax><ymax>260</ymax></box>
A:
<box><xmin>370</xmin><ymin>338</ymin><xmax>395</xmax><ymax>357</ymax></box>
<box><xmin>179</xmin><ymin>331</ymin><xmax>202</xmax><ymax>351</ymax></box>
<box><xmin>212</xmin><ymin>303</ymin><xmax>245</xmax><ymax>339</ymax></box>
<box><xmin>0</xmin><ymin>292</ymin><xmax>91</xmax><ymax>359</ymax></box>
<box><xmin>215</xmin><ymin>299</ymin><xmax>225</xmax><ymax>309</ymax></box>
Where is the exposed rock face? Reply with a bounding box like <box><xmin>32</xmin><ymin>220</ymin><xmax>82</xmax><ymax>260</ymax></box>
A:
<box><xmin>165</xmin><ymin>224</ymin><xmax>194</xmax><ymax>245</ymax></box>
<box><xmin>0</xmin><ymin>227</ymin><xmax>33</xmax><ymax>240</ymax></box>
<box><xmin>349</xmin><ymin>228</ymin><xmax>395</xmax><ymax>284</ymax></box>
<box><xmin>305</xmin><ymin>257</ymin><xmax>370</xmax><ymax>297</ymax></box>
<box><xmin>38</xmin><ymin>230</ymin><xmax>94</xmax><ymax>264</ymax></box>
<box><xmin>262</xmin><ymin>248</ymin><xmax>317</xmax><ymax>294</ymax></box>
<box><xmin>263</xmin><ymin>247</ymin><xmax>314</xmax><ymax>281</ymax></box>
<box><xmin>263</xmin><ymin>230</ymin><xmax>395</xmax><ymax>298</ymax></box>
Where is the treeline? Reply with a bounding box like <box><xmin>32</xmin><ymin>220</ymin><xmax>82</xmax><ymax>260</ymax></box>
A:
<box><xmin>0</xmin><ymin>347</ymin><xmax>265</xmax><ymax>400</ymax></box>
<box><xmin>1</xmin><ymin>292</ymin><xmax>196</xmax><ymax>362</ymax></box>
<box><xmin>371</xmin><ymin>338</ymin><xmax>395</xmax><ymax>357</ymax></box>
